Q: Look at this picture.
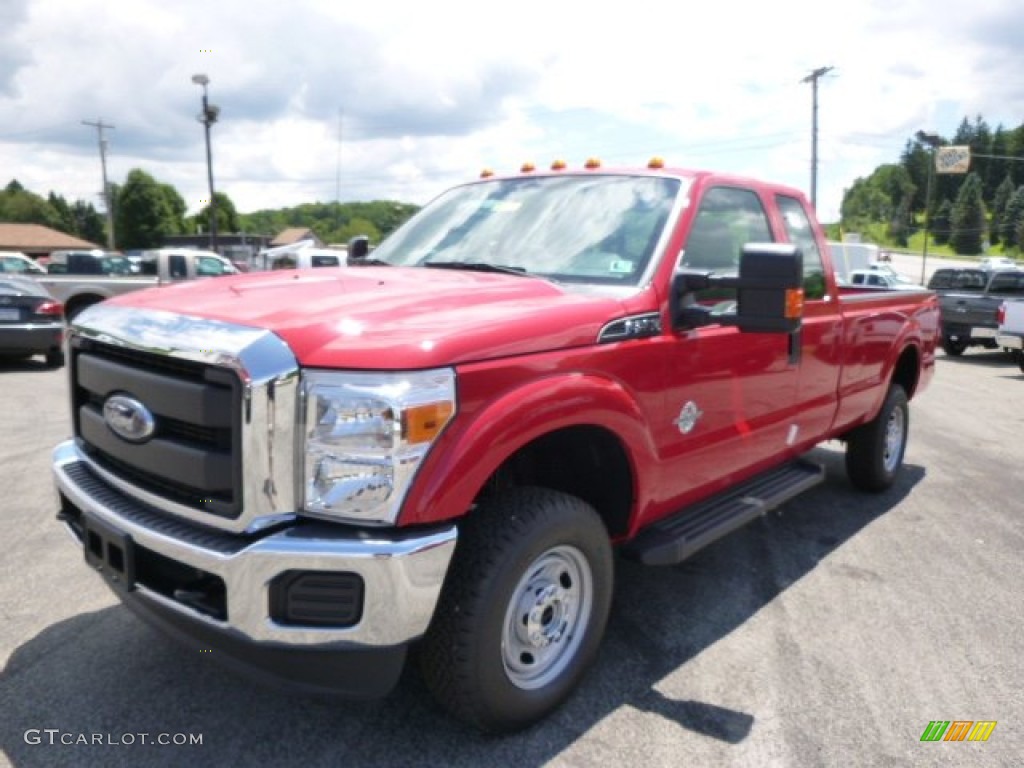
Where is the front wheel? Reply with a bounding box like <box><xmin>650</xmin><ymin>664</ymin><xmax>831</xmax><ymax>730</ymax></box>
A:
<box><xmin>845</xmin><ymin>384</ymin><xmax>909</xmax><ymax>492</ymax></box>
<box><xmin>418</xmin><ymin>487</ymin><xmax>613</xmax><ymax>734</ymax></box>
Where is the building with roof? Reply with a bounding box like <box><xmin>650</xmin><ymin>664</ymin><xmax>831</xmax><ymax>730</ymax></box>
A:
<box><xmin>270</xmin><ymin>228</ymin><xmax>324</xmax><ymax>248</ymax></box>
<box><xmin>0</xmin><ymin>223</ymin><xmax>101</xmax><ymax>259</ymax></box>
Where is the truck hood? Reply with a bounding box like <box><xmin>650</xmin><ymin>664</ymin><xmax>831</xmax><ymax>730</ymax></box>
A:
<box><xmin>114</xmin><ymin>267</ymin><xmax>635</xmax><ymax>368</ymax></box>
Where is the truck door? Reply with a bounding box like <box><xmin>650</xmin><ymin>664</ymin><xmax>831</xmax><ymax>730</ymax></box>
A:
<box><xmin>659</xmin><ymin>185</ymin><xmax>801</xmax><ymax>498</ymax></box>
<box><xmin>774</xmin><ymin>194</ymin><xmax>841</xmax><ymax>442</ymax></box>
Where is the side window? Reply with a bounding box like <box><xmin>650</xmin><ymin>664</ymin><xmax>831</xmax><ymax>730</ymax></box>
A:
<box><xmin>169</xmin><ymin>255</ymin><xmax>188</xmax><ymax>279</ymax></box>
<box><xmin>928</xmin><ymin>271</ymin><xmax>951</xmax><ymax>289</ymax></box>
<box><xmin>681</xmin><ymin>186</ymin><xmax>773</xmax><ymax>305</ymax></box>
<box><xmin>196</xmin><ymin>256</ymin><xmax>226</xmax><ymax>276</ymax></box>
<box><xmin>776</xmin><ymin>195</ymin><xmax>826</xmax><ymax>299</ymax></box>
<box><xmin>989</xmin><ymin>273</ymin><xmax>1024</xmax><ymax>295</ymax></box>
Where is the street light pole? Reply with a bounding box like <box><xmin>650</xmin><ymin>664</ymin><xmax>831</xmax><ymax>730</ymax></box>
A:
<box><xmin>916</xmin><ymin>130</ymin><xmax>942</xmax><ymax>285</ymax></box>
<box><xmin>192</xmin><ymin>74</ymin><xmax>219</xmax><ymax>252</ymax></box>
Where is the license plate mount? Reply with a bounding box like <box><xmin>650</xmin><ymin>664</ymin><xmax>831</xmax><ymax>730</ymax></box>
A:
<box><xmin>82</xmin><ymin>513</ymin><xmax>136</xmax><ymax>593</ymax></box>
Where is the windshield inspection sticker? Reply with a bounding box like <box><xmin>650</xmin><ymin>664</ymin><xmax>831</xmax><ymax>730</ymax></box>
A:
<box><xmin>609</xmin><ymin>259</ymin><xmax>634</xmax><ymax>274</ymax></box>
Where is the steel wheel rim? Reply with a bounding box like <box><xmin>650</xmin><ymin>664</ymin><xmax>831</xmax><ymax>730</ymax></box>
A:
<box><xmin>501</xmin><ymin>545</ymin><xmax>593</xmax><ymax>690</ymax></box>
<box><xmin>883</xmin><ymin>405</ymin><xmax>906</xmax><ymax>473</ymax></box>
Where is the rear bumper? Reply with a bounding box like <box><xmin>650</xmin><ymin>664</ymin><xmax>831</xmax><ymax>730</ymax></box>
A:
<box><xmin>943</xmin><ymin>323</ymin><xmax>997</xmax><ymax>342</ymax></box>
<box><xmin>52</xmin><ymin>439</ymin><xmax>457</xmax><ymax>697</ymax></box>
<box><xmin>996</xmin><ymin>333</ymin><xmax>1023</xmax><ymax>350</ymax></box>
<box><xmin>0</xmin><ymin>323</ymin><xmax>63</xmax><ymax>354</ymax></box>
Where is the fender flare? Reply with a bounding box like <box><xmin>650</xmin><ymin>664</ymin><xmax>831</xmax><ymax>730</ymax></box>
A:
<box><xmin>398</xmin><ymin>372</ymin><xmax>660</xmax><ymax>527</ymax></box>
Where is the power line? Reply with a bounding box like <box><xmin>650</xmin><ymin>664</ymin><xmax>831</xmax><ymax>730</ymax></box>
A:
<box><xmin>81</xmin><ymin>119</ymin><xmax>116</xmax><ymax>249</ymax></box>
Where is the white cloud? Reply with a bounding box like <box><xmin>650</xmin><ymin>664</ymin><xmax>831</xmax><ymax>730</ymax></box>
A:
<box><xmin>0</xmin><ymin>0</ymin><xmax>1022</xmax><ymax>227</ymax></box>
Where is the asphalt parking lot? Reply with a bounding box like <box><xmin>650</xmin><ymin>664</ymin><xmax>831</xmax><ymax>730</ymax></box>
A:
<box><xmin>1</xmin><ymin>342</ymin><xmax>1022</xmax><ymax>767</ymax></box>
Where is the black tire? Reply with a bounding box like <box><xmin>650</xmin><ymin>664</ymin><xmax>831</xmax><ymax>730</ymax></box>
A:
<box><xmin>845</xmin><ymin>384</ymin><xmax>909</xmax><ymax>493</ymax></box>
<box><xmin>941</xmin><ymin>335</ymin><xmax>967</xmax><ymax>356</ymax></box>
<box><xmin>1016</xmin><ymin>351</ymin><xmax>1024</xmax><ymax>374</ymax></box>
<box><xmin>418</xmin><ymin>487</ymin><xmax>613</xmax><ymax>734</ymax></box>
<box><xmin>45</xmin><ymin>348</ymin><xmax>65</xmax><ymax>368</ymax></box>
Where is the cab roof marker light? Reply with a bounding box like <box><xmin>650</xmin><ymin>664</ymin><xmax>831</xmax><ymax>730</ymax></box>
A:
<box><xmin>648</xmin><ymin>156</ymin><xmax>665</xmax><ymax>169</ymax></box>
<box><xmin>480</xmin><ymin>168</ymin><xmax>495</xmax><ymax>178</ymax></box>
<box><xmin>520</xmin><ymin>162</ymin><xmax>536</xmax><ymax>173</ymax></box>
<box><xmin>551</xmin><ymin>159</ymin><xmax>567</xmax><ymax>171</ymax></box>
<box><xmin>584</xmin><ymin>157</ymin><xmax>601</xmax><ymax>169</ymax></box>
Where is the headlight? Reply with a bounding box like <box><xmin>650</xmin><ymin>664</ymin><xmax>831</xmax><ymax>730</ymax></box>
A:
<box><xmin>302</xmin><ymin>368</ymin><xmax>456</xmax><ymax>524</ymax></box>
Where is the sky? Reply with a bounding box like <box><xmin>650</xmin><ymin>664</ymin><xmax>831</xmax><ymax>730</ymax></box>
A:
<box><xmin>1</xmin><ymin>0</ymin><xmax>1023</xmax><ymax>226</ymax></box>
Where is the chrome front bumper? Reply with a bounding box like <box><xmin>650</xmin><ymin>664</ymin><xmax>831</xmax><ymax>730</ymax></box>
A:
<box><xmin>52</xmin><ymin>440</ymin><xmax>457</xmax><ymax>650</ymax></box>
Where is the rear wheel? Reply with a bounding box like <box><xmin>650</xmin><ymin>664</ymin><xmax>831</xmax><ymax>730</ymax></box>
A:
<box><xmin>941</xmin><ymin>335</ymin><xmax>968</xmax><ymax>356</ymax></box>
<box><xmin>845</xmin><ymin>384</ymin><xmax>909</xmax><ymax>492</ymax></box>
<box><xmin>419</xmin><ymin>487</ymin><xmax>613</xmax><ymax>734</ymax></box>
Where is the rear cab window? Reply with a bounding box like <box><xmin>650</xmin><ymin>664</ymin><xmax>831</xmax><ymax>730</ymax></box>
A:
<box><xmin>775</xmin><ymin>195</ymin><xmax>826</xmax><ymax>299</ymax></box>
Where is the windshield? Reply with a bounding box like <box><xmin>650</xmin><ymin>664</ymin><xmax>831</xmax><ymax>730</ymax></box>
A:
<box><xmin>372</xmin><ymin>174</ymin><xmax>682</xmax><ymax>285</ymax></box>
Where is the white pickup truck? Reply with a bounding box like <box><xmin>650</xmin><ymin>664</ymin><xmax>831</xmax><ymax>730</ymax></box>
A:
<box><xmin>38</xmin><ymin>248</ymin><xmax>237</xmax><ymax>320</ymax></box>
<box><xmin>995</xmin><ymin>299</ymin><xmax>1024</xmax><ymax>372</ymax></box>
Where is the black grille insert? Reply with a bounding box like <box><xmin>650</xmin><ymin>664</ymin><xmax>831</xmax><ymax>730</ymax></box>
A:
<box><xmin>71</xmin><ymin>338</ymin><xmax>243</xmax><ymax>518</ymax></box>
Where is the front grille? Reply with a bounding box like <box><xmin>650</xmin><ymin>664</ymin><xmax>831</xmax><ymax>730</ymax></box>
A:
<box><xmin>71</xmin><ymin>338</ymin><xmax>243</xmax><ymax>518</ymax></box>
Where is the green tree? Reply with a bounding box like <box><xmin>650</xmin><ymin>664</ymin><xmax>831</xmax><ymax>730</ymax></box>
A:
<box><xmin>191</xmin><ymin>191</ymin><xmax>239</xmax><ymax>234</ymax></box>
<box><xmin>160</xmin><ymin>183</ymin><xmax>188</xmax><ymax>234</ymax></box>
<box><xmin>0</xmin><ymin>181</ymin><xmax>63</xmax><ymax>228</ymax></box>
<box><xmin>989</xmin><ymin>175</ymin><xmax>1015</xmax><ymax>246</ymax></box>
<box><xmin>840</xmin><ymin>164</ymin><xmax>916</xmax><ymax>239</ymax></box>
<box><xmin>932</xmin><ymin>199</ymin><xmax>953</xmax><ymax>245</ymax></box>
<box><xmin>115</xmin><ymin>169</ymin><xmax>186</xmax><ymax>249</ymax></box>
<box><xmin>949</xmin><ymin>172</ymin><xmax>986</xmax><ymax>254</ymax></box>
<box><xmin>337</xmin><ymin>216</ymin><xmax>380</xmax><ymax>244</ymax></box>
<box><xmin>1002</xmin><ymin>187</ymin><xmax>1024</xmax><ymax>251</ymax></box>
<box><xmin>47</xmin><ymin>192</ymin><xmax>76</xmax><ymax>234</ymax></box>
<box><xmin>71</xmin><ymin>200</ymin><xmax>107</xmax><ymax>244</ymax></box>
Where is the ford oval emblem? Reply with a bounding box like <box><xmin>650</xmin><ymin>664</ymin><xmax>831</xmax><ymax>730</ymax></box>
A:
<box><xmin>103</xmin><ymin>394</ymin><xmax>156</xmax><ymax>443</ymax></box>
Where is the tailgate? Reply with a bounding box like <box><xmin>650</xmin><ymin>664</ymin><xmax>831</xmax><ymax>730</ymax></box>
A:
<box><xmin>943</xmin><ymin>295</ymin><xmax>999</xmax><ymax>330</ymax></box>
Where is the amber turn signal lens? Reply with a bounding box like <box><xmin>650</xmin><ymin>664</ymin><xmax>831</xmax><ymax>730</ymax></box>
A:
<box><xmin>785</xmin><ymin>288</ymin><xmax>805</xmax><ymax>319</ymax></box>
<box><xmin>403</xmin><ymin>402</ymin><xmax>454</xmax><ymax>444</ymax></box>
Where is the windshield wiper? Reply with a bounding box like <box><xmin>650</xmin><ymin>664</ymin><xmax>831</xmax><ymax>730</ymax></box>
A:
<box><xmin>347</xmin><ymin>257</ymin><xmax>392</xmax><ymax>267</ymax></box>
<box><xmin>423</xmin><ymin>261</ymin><xmax>529</xmax><ymax>276</ymax></box>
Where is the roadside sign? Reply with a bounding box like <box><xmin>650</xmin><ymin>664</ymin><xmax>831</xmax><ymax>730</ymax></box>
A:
<box><xmin>936</xmin><ymin>146</ymin><xmax>970</xmax><ymax>174</ymax></box>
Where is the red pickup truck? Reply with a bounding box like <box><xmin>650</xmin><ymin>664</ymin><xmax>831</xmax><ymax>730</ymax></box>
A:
<box><xmin>52</xmin><ymin>161</ymin><xmax>938</xmax><ymax>733</ymax></box>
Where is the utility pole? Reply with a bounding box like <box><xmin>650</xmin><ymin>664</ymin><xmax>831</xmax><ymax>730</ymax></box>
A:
<box><xmin>335</xmin><ymin>109</ymin><xmax>343</xmax><ymax>231</ymax></box>
<box><xmin>916</xmin><ymin>131</ymin><xmax>942</xmax><ymax>284</ymax></box>
<box><xmin>81</xmin><ymin>119</ymin><xmax>116</xmax><ymax>249</ymax></box>
<box><xmin>801</xmin><ymin>66</ymin><xmax>833</xmax><ymax>210</ymax></box>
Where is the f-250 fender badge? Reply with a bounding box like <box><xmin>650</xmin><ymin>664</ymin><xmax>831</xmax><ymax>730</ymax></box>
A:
<box><xmin>674</xmin><ymin>401</ymin><xmax>703</xmax><ymax>434</ymax></box>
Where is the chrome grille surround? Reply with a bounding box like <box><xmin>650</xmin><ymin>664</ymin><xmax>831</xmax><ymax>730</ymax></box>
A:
<box><xmin>70</xmin><ymin>303</ymin><xmax>300</xmax><ymax>534</ymax></box>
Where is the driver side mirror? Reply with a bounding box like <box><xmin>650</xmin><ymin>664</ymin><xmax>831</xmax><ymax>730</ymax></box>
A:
<box><xmin>348</xmin><ymin>235</ymin><xmax>370</xmax><ymax>261</ymax></box>
<box><xmin>671</xmin><ymin>243</ymin><xmax>804</xmax><ymax>334</ymax></box>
